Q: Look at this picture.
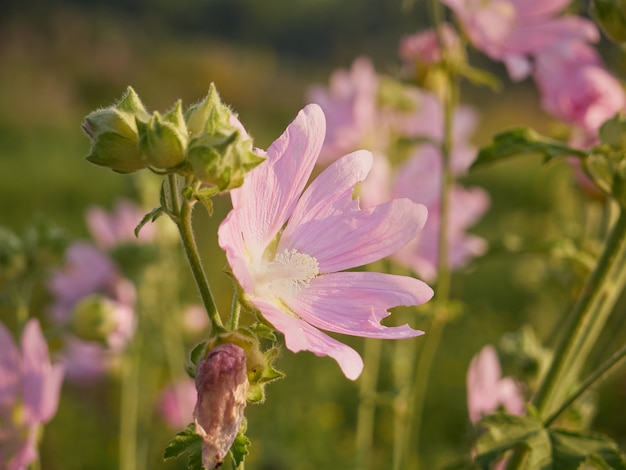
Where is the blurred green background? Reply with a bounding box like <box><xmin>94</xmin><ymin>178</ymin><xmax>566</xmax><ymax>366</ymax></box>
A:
<box><xmin>2</xmin><ymin>0</ymin><xmax>626</xmax><ymax>469</ymax></box>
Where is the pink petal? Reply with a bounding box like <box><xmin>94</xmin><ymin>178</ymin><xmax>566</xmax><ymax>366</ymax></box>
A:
<box><xmin>0</xmin><ymin>322</ymin><xmax>21</xmax><ymax>408</ymax></box>
<box><xmin>287</xmin><ymin>271</ymin><xmax>432</xmax><ymax>338</ymax></box>
<box><xmin>281</xmin><ymin>150</ymin><xmax>372</xmax><ymax>234</ymax></box>
<box><xmin>226</xmin><ymin>104</ymin><xmax>325</xmax><ymax>262</ymax></box>
<box><xmin>283</xmin><ymin>196</ymin><xmax>428</xmax><ymax>274</ymax></box>
<box><xmin>21</xmin><ymin>320</ymin><xmax>64</xmax><ymax>424</ymax></box>
<box><xmin>251</xmin><ymin>298</ymin><xmax>364</xmax><ymax>380</ymax></box>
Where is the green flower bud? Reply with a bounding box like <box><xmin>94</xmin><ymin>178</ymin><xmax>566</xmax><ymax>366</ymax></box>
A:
<box><xmin>137</xmin><ymin>100</ymin><xmax>189</xmax><ymax>170</ymax></box>
<box><xmin>69</xmin><ymin>295</ymin><xmax>119</xmax><ymax>344</ymax></box>
<box><xmin>186</xmin><ymin>85</ymin><xmax>265</xmax><ymax>191</ymax></box>
<box><xmin>82</xmin><ymin>87</ymin><xmax>150</xmax><ymax>173</ymax></box>
<box><xmin>590</xmin><ymin>0</ymin><xmax>626</xmax><ymax>44</ymax></box>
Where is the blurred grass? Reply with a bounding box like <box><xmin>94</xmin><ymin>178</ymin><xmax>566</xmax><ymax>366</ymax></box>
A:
<box><xmin>2</xmin><ymin>3</ymin><xmax>626</xmax><ymax>470</ymax></box>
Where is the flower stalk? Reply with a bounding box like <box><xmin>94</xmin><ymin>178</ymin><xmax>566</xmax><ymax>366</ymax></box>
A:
<box><xmin>402</xmin><ymin>2</ymin><xmax>458</xmax><ymax>467</ymax></box>
<box><xmin>167</xmin><ymin>174</ymin><xmax>223</xmax><ymax>332</ymax></box>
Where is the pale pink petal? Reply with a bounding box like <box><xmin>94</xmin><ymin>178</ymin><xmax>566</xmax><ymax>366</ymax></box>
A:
<box><xmin>20</xmin><ymin>320</ymin><xmax>64</xmax><ymax>424</ymax></box>
<box><xmin>498</xmin><ymin>377</ymin><xmax>526</xmax><ymax>416</ymax></box>
<box><xmin>467</xmin><ymin>345</ymin><xmax>501</xmax><ymax>423</ymax></box>
<box><xmin>0</xmin><ymin>322</ymin><xmax>20</xmax><ymax>408</ymax></box>
<box><xmin>227</xmin><ymin>104</ymin><xmax>325</xmax><ymax>260</ymax></box>
<box><xmin>283</xmin><ymin>197</ymin><xmax>427</xmax><ymax>274</ymax></box>
<box><xmin>251</xmin><ymin>298</ymin><xmax>364</xmax><ymax>380</ymax></box>
<box><xmin>86</xmin><ymin>207</ymin><xmax>117</xmax><ymax>249</ymax></box>
<box><xmin>218</xmin><ymin>208</ymin><xmax>255</xmax><ymax>294</ymax></box>
<box><xmin>287</xmin><ymin>271</ymin><xmax>431</xmax><ymax>337</ymax></box>
<box><xmin>281</xmin><ymin>150</ymin><xmax>372</xmax><ymax>230</ymax></box>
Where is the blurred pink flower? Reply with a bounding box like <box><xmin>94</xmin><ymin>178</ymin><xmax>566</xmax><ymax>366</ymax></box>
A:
<box><xmin>218</xmin><ymin>104</ymin><xmax>433</xmax><ymax>380</ymax></box>
<box><xmin>533</xmin><ymin>41</ymin><xmax>626</xmax><ymax>136</ymax></box>
<box><xmin>157</xmin><ymin>378</ymin><xmax>197</xmax><ymax>430</ymax></box>
<box><xmin>86</xmin><ymin>199</ymin><xmax>155</xmax><ymax>249</ymax></box>
<box><xmin>306</xmin><ymin>57</ymin><xmax>379</xmax><ymax>164</ymax></box>
<box><xmin>47</xmin><ymin>243</ymin><xmax>136</xmax><ymax>382</ymax></box>
<box><xmin>391</xmin><ymin>145</ymin><xmax>490</xmax><ymax>281</ymax></box>
<box><xmin>0</xmin><ymin>319</ymin><xmax>65</xmax><ymax>470</ymax></box>
<box><xmin>182</xmin><ymin>305</ymin><xmax>210</xmax><ymax>336</ymax></box>
<box><xmin>441</xmin><ymin>0</ymin><xmax>598</xmax><ymax>80</ymax></box>
<box><xmin>399</xmin><ymin>23</ymin><xmax>460</xmax><ymax>66</ymax></box>
<box><xmin>467</xmin><ymin>345</ymin><xmax>524</xmax><ymax>424</ymax></box>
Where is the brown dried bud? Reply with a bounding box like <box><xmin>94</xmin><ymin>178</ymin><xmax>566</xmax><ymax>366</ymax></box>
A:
<box><xmin>193</xmin><ymin>343</ymin><xmax>249</xmax><ymax>469</ymax></box>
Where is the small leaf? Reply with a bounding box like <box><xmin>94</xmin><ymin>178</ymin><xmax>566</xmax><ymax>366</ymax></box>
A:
<box><xmin>248</xmin><ymin>322</ymin><xmax>277</xmax><ymax>342</ymax></box>
<box><xmin>472</xmin><ymin>128</ymin><xmax>588</xmax><ymax>170</ymax></box>
<box><xmin>194</xmin><ymin>187</ymin><xmax>219</xmax><ymax>216</ymax></box>
<box><xmin>163</xmin><ymin>424</ymin><xmax>202</xmax><ymax>466</ymax></box>
<box><xmin>134</xmin><ymin>207</ymin><xmax>164</xmax><ymax>238</ymax></box>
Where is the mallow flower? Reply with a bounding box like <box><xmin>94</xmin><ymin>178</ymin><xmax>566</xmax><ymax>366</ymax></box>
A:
<box><xmin>0</xmin><ymin>319</ymin><xmax>65</xmax><ymax>470</ymax></box>
<box><xmin>467</xmin><ymin>345</ymin><xmax>524</xmax><ymax>424</ymax></box>
<box><xmin>218</xmin><ymin>104</ymin><xmax>434</xmax><ymax>380</ymax></box>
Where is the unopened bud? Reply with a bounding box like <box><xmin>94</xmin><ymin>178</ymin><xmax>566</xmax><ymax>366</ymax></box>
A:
<box><xmin>70</xmin><ymin>295</ymin><xmax>119</xmax><ymax>344</ymax></box>
<box><xmin>194</xmin><ymin>343</ymin><xmax>249</xmax><ymax>469</ymax></box>
<box><xmin>186</xmin><ymin>85</ymin><xmax>265</xmax><ymax>191</ymax></box>
<box><xmin>137</xmin><ymin>101</ymin><xmax>188</xmax><ymax>170</ymax></box>
<box><xmin>82</xmin><ymin>87</ymin><xmax>150</xmax><ymax>173</ymax></box>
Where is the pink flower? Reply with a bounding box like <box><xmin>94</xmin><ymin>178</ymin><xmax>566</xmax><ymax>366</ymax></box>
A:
<box><xmin>218</xmin><ymin>104</ymin><xmax>434</xmax><ymax>380</ymax></box>
<box><xmin>306</xmin><ymin>57</ymin><xmax>379</xmax><ymax>164</ymax></box>
<box><xmin>467</xmin><ymin>345</ymin><xmax>524</xmax><ymax>424</ymax></box>
<box><xmin>0</xmin><ymin>319</ymin><xmax>65</xmax><ymax>470</ymax></box>
<box><xmin>391</xmin><ymin>145</ymin><xmax>490</xmax><ymax>281</ymax></box>
<box><xmin>399</xmin><ymin>23</ymin><xmax>460</xmax><ymax>66</ymax></box>
<box><xmin>86</xmin><ymin>200</ymin><xmax>155</xmax><ymax>249</ymax></box>
<box><xmin>441</xmin><ymin>0</ymin><xmax>598</xmax><ymax>80</ymax></box>
<box><xmin>47</xmin><ymin>243</ymin><xmax>136</xmax><ymax>382</ymax></box>
<box><xmin>533</xmin><ymin>41</ymin><xmax>626</xmax><ymax>136</ymax></box>
<box><xmin>157</xmin><ymin>378</ymin><xmax>197</xmax><ymax>430</ymax></box>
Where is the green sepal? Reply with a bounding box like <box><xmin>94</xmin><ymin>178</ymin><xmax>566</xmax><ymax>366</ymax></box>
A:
<box><xmin>188</xmin><ymin>132</ymin><xmax>264</xmax><ymax>191</ymax></box>
<box><xmin>186</xmin><ymin>341</ymin><xmax>209</xmax><ymax>379</ymax></box>
<box><xmin>229</xmin><ymin>418</ymin><xmax>251</xmax><ymax>468</ymax></box>
<box><xmin>85</xmin><ymin>132</ymin><xmax>146</xmax><ymax>174</ymax></box>
<box><xmin>472</xmin><ymin>128</ymin><xmax>588</xmax><ymax>170</ymax></box>
<box><xmin>248</xmin><ymin>322</ymin><xmax>278</xmax><ymax>342</ymax></box>
<box><xmin>163</xmin><ymin>423</ymin><xmax>203</xmax><ymax>470</ymax></box>
<box><xmin>474</xmin><ymin>412</ymin><xmax>626</xmax><ymax>470</ymax></box>
<box><xmin>191</xmin><ymin>187</ymin><xmax>220</xmax><ymax>217</ymax></box>
<box><xmin>137</xmin><ymin>101</ymin><xmax>188</xmax><ymax>170</ymax></box>
<box><xmin>82</xmin><ymin>87</ymin><xmax>149</xmax><ymax>173</ymax></box>
<box><xmin>186</xmin><ymin>83</ymin><xmax>233</xmax><ymax>138</ymax></box>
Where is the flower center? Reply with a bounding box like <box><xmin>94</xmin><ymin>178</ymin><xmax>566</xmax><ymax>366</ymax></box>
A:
<box><xmin>255</xmin><ymin>248</ymin><xmax>319</xmax><ymax>300</ymax></box>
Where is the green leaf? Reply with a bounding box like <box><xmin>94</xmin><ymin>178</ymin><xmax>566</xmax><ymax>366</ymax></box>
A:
<box><xmin>163</xmin><ymin>424</ymin><xmax>203</xmax><ymax>470</ymax></box>
<box><xmin>474</xmin><ymin>412</ymin><xmax>626</xmax><ymax>470</ymax></box>
<box><xmin>229</xmin><ymin>419</ymin><xmax>251</xmax><ymax>468</ymax></box>
<box><xmin>472</xmin><ymin>128</ymin><xmax>588</xmax><ymax>170</ymax></box>
<box><xmin>551</xmin><ymin>429</ymin><xmax>626</xmax><ymax>470</ymax></box>
<box><xmin>475</xmin><ymin>413</ymin><xmax>550</xmax><ymax>469</ymax></box>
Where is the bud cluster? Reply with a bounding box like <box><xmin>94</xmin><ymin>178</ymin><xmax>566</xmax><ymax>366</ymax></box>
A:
<box><xmin>82</xmin><ymin>85</ymin><xmax>264</xmax><ymax>192</ymax></box>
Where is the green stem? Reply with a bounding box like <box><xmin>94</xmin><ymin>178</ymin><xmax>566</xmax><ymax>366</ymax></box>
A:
<box><xmin>355</xmin><ymin>338</ymin><xmax>383</xmax><ymax>470</ymax></box>
<box><xmin>229</xmin><ymin>287</ymin><xmax>242</xmax><ymax>331</ymax></box>
<box><xmin>533</xmin><ymin>209</ymin><xmax>626</xmax><ymax>418</ymax></box>
<box><xmin>119</xmin><ymin>336</ymin><xmax>141</xmax><ymax>470</ymax></box>
<box><xmin>407</xmin><ymin>3</ymin><xmax>457</xmax><ymax>466</ymax></box>
<box><xmin>544</xmin><ymin>343</ymin><xmax>626</xmax><ymax>427</ymax></box>
<box><xmin>168</xmin><ymin>175</ymin><xmax>223</xmax><ymax>332</ymax></box>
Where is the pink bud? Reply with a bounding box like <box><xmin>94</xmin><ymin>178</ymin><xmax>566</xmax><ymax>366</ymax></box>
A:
<box><xmin>193</xmin><ymin>344</ymin><xmax>248</xmax><ymax>469</ymax></box>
